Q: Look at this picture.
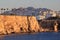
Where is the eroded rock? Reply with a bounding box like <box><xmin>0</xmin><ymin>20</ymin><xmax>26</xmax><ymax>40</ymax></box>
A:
<box><xmin>0</xmin><ymin>15</ymin><xmax>40</xmax><ymax>34</ymax></box>
<box><xmin>28</xmin><ymin>16</ymin><xmax>40</xmax><ymax>32</ymax></box>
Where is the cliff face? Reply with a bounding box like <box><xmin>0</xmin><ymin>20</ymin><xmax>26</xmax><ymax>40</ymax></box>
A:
<box><xmin>28</xmin><ymin>16</ymin><xmax>40</xmax><ymax>32</ymax></box>
<box><xmin>0</xmin><ymin>15</ymin><xmax>40</xmax><ymax>34</ymax></box>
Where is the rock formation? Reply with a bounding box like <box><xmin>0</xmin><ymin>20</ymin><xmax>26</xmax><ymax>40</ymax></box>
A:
<box><xmin>0</xmin><ymin>15</ymin><xmax>40</xmax><ymax>35</ymax></box>
<box><xmin>28</xmin><ymin>16</ymin><xmax>40</xmax><ymax>32</ymax></box>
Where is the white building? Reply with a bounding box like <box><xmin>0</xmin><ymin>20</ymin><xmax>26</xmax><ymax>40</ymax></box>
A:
<box><xmin>36</xmin><ymin>15</ymin><xmax>45</xmax><ymax>20</ymax></box>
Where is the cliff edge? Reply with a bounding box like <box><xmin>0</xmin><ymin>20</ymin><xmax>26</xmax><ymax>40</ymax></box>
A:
<box><xmin>0</xmin><ymin>15</ymin><xmax>40</xmax><ymax>35</ymax></box>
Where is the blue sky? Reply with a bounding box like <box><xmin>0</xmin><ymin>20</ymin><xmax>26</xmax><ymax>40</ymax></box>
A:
<box><xmin>0</xmin><ymin>0</ymin><xmax>60</xmax><ymax>10</ymax></box>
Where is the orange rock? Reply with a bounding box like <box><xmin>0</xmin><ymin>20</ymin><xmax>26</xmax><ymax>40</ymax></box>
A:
<box><xmin>15</xmin><ymin>16</ymin><xmax>28</xmax><ymax>32</ymax></box>
<box><xmin>0</xmin><ymin>15</ymin><xmax>40</xmax><ymax>34</ymax></box>
<box><xmin>0</xmin><ymin>21</ymin><xmax>6</xmax><ymax>34</ymax></box>
<box><xmin>28</xmin><ymin>16</ymin><xmax>40</xmax><ymax>32</ymax></box>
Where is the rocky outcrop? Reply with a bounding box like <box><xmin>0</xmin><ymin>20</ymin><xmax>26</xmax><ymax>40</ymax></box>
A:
<box><xmin>28</xmin><ymin>16</ymin><xmax>40</xmax><ymax>32</ymax></box>
<box><xmin>38</xmin><ymin>20</ymin><xmax>60</xmax><ymax>32</ymax></box>
<box><xmin>0</xmin><ymin>15</ymin><xmax>40</xmax><ymax>35</ymax></box>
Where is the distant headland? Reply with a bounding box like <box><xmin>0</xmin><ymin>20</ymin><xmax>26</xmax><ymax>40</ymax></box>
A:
<box><xmin>0</xmin><ymin>7</ymin><xmax>60</xmax><ymax>35</ymax></box>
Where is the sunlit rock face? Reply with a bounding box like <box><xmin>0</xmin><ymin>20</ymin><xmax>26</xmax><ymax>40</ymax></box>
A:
<box><xmin>0</xmin><ymin>21</ymin><xmax>6</xmax><ymax>34</ymax></box>
<box><xmin>54</xmin><ymin>21</ymin><xmax>58</xmax><ymax>32</ymax></box>
<box><xmin>0</xmin><ymin>15</ymin><xmax>40</xmax><ymax>34</ymax></box>
<box><xmin>0</xmin><ymin>15</ymin><xmax>6</xmax><ymax>34</ymax></box>
<box><xmin>28</xmin><ymin>16</ymin><xmax>40</xmax><ymax>32</ymax></box>
<box><xmin>4</xmin><ymin>16</ymin><xmax>16</xmax><ymax>34</ymax></box>
<box><xmin>15</xmin><ymin>16</ymin><xmax>28</xmax><ymax>33</ymax></box>
<box><xmin>4</xmin><ymin>16</ymin><xmax>28</xmax><ymax>34</ymax></box>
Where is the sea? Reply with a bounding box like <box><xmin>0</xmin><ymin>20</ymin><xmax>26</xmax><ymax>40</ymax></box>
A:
<box><xmin>0</xmin><ymin>32</ymin><xmax>60</xmax><ymax>40</ymax></box>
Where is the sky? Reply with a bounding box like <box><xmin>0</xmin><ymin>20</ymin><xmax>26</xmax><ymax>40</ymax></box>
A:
<box><xmin>0</xmin><ymin>0</ymin><xmax>60</xmax><ymax>11</ymax></box>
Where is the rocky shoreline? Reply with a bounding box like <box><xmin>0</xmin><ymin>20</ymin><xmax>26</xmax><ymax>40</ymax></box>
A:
<box><xmin>0</xmin><ymin>15</ymin><xmax>59</xmax><ymax>35</ymax></box>
<box><xmin>0</xmin><ymin>15</ymin><xmax>40</xmax><ymax>35</ymax></box>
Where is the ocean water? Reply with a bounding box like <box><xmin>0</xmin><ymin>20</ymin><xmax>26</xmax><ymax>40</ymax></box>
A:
<box><xmin>0</xmin><ymin>32</ymin><xmax>60</xmax><ymax>40</ymax></box>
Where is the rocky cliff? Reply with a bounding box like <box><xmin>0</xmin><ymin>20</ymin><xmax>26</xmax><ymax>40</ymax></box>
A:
<box><xmin>0</xmin><ymin>15</ymin><xmax>40</xmax><ymax>35</ymax></box>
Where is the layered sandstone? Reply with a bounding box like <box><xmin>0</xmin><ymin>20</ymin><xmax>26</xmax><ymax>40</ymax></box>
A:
<box><xmin>0</xmin><ymin>15</ymin><xmax>40</xmax><ymax>35</ymax></box>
